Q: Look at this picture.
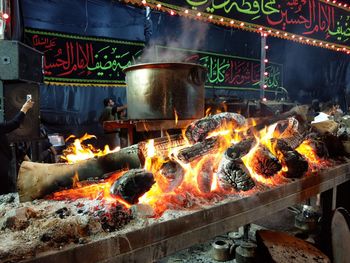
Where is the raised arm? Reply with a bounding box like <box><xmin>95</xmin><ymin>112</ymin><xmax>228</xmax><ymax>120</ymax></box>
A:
<box><xmin>0</xmin><ymin>100</ymin><xmax>35</xmax><ymax>134</ymax></box>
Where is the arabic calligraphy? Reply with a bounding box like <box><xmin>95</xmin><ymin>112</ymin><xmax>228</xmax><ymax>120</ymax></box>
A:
<box><xmin>328</xmin><ymin>15</ymin><xmax>350</xmax><ymax>42</ymax></box>
<box><xmin>26</xmin><ymin>29</ymin><xmax>144</xmax><ymax>83</ymax></box>
<box><xmin>159</xmin><ymin>0</ymin><xmax>349</xmax><ymax>46</ymax></box>
<box><xmin>181</xmin><ymin>49</ymin><xmax>282</xmax><ymax>89</ymax></box>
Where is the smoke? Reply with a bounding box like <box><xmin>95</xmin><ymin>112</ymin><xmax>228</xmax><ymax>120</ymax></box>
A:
<box><xmin>138</xmin><ymin>15</ymin><xmax>210</xmax><ymax>63</ymax></box>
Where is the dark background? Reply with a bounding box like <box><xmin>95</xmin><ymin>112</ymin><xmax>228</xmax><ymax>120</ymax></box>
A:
<box><xmin>20</xmin><ymin>0</ymin><xmax>350</xmax><ymax>140</ymax></box>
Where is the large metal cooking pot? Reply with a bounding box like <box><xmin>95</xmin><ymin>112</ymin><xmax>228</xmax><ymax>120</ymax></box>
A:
<box><xmin>124</xmin><ymin>62</ymin><xmax>206</xmax><ymax>120</ymax></box>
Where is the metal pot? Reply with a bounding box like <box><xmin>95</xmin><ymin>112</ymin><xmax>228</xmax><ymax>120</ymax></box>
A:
<box><xmin>124</xmin><ymin>62</ymin><xmax>206</xmax><ymax>120</ymax></box>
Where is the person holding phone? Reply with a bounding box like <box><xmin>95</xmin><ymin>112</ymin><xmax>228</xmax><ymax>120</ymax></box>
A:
<box><xmin>0</xmin><ymin>98</ymin><xmax>34</xmax><ymax>195</ymax></box>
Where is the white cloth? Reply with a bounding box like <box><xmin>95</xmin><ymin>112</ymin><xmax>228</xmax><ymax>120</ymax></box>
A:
<box><xmin>311</xmin><ymin>112</ymin><xmax>330</xmax><ymax>124</ymax></box>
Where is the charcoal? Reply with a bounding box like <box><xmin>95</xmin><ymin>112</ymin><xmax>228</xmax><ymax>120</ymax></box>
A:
<box><xmin>319</xmin><ymin>134</ymin><xmax>344</xmax><ymax>157</ymax></box>
<box><xmin>159</xmin><ymin>161</ymin><xmax>185</xmax><ymax>192</ymax></box>
<box><xmin>271</xmin><ymin>139</ymin><xmax>308</xmax><ymax>178</ymax></box>
<box><xmin>250</xmin><ymin>146</ymin><xmax>282</xmax><ymax>178</ymax></box>
<box><xmin>218</xmin><ymin>162</ymin><xmax>255</xmax><ymax>191</ymax></box>
<box><xmin>282</xmin><ymin>151</ymin><xmax>308</xmax><ymax>178</ymax></box>
<box><xmin>110</xmin><ymin>169</ymin><xmax>155</xmax><ymax>204</ymax></box>
<box><xmin>225</xmin><ymin>138</ymin><xmax>256</xmax><ymax>160</ymax></box>
<box><xmin>185</xmin><ymin>112</ymin><xmax>246</xmax><ymax>144</ymax></box>
<box><xmin>218</xmin><ymin>146</ymin><xmax>255</xmax><ymax>191</ymax></box>
<box><xmin>176</xmin><ymin>137</ymin><xmax>219</xmax><ymax>163</ymax></box>
<box><xmin>94</xmin><ymin>203</ymin><xmax>132</xmax><ymax>232</ymax></box>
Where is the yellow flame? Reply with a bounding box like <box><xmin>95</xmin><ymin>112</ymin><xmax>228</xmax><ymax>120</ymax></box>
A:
<box><xmin>174</xmin><ymin>109</ymin><xmax>178</xmax><ymax>125</ymax></box>
<box><xmin>205</xmin><ymin>107</ymin><xmax>212</xmax><ymax>116</ymax></box>
<box><xmin>61</xmin><ymin>133</ymin><xmax>119</xmax><ymax>164</ymax></box>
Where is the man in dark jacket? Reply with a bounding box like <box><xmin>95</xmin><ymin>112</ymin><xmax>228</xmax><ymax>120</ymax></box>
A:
<box><xmin>0</xmin><ymin>99</ymin><xmax>34</xmax><ymax>194</ymax></box>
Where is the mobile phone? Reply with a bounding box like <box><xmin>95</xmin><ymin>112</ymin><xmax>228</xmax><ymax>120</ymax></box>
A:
<box><xmin>26</xmin><ymin>94</ymin><xmax>32</xmax><ymax>101</ymax></box>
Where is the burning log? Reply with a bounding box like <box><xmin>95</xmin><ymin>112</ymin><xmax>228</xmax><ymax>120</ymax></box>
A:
<box><xmin>159</xmin><ymin>161</ymin><xmax>185</xmax><ymax>192</ymax></box>
<box><xmin>272</xmin><ymin>118</ymin><xmax>305</xmax><ymax>149</ymax></box>
<box><xmin>110</xmin><ymin>169</ymin><xmax>155</xmax><ymax>204</ymax></box>
<box><xmin>217</xmin><ymin>139</ymin><xmax>256</xmax><ymax>191</ymax></box>
<box><xmin>138</xmin><ymin>134</ymin><xmax>186</xmax><ymax>161</ymax></box>
<box><xmin>250</xmin><ymin>146</ymin><xmax>282</xmax><ymax>178</ymax></box>
<box><xmin>225</xmin><ymin>138</ymin><xmax>255</xmax><ymax>160</ymax></box>
<box><xmin>185</xmin><ymin>112</ymin><xmax>246</xmax><ymax>144</ymax></box>
<box><xmin>196</xmin><ymin>156</ymin><xmax>215</xmax><ymax>193</ymax></box>
<box><xmin>303</xmin><ymin>136</ymin><xmax>329</xmax><ymax>158</ymax></box>
<box><xmin>17</xmin><ymin>145</ymin><xmax>142</xmax><ymax>202</ymax></box>
<box><xmin>321</xmin><ymin>133</ymin><xmax>346</xmax><ymax>158</ymax></box>
<box><xmin>272</xmin><ymin>139</ymin><xmax>308</xmax><ymax>178</ymax></box>
<box><xmin>176</xmin><ymin>137</ymin><xmax>219</xmax><ymax>163</ymax></box>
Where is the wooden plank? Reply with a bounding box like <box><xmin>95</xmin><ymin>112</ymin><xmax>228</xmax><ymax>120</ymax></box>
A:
<box><xmin>24</xmin><ymin>162</ymin><xmax>350</xmax><ymax>263</ymax></box>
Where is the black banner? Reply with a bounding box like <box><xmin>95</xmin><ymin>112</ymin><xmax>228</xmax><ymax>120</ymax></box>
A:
<box><xmin>156</xmin><ymin>46</ymin><xmax>283</xmax><ymax>91</ymax></box>
<box><xmin>144</xmin><ymin>0</ymin><xmax>350</xmax><ymax>49</ymax></box>
<box><xmin>24</xmin><ymin>28</ymin><xmax>145</xmax><ymax>85</ymax></box>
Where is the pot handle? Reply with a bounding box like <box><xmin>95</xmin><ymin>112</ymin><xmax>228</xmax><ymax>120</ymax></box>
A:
<box><xmin>189</xmin><ymin>66</ymin><xmax>206</xmax><ymax>86</ymax></box>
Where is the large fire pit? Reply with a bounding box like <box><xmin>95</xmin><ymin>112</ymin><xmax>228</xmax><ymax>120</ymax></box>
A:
<box><xmin>2</xmin><ymin>110</ymin><xmax>349</xmax><ymax>262</ymax></box>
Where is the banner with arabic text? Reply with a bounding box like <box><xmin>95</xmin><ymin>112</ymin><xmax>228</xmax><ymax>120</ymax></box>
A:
<box><xmin>156</xmin><ymin>46</ymin><xmax>283</xmax><ymax>91</ymax></box>
<box><xmin>24</xmin><ymin>28</ymin><xmax>145</xmax><ymax>85</ymax></box>
<box><xmin>143</xmin><ymin>0</ymin><xmax>350</xmax><ymax>49</ymax></box>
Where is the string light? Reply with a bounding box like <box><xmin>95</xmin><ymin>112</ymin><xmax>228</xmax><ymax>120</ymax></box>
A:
<box><xmin>2</xmin><ymin>13</ymin><xmax>9</xmax><ymax>20</ymax></box>
<box><xmin>125</xmin><ymin>0</ymin><xmax>350</xmax><ymax>55</ymax></box>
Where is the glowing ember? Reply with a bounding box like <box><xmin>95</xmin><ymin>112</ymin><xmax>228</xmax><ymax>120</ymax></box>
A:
<box><xmin>49</xmin><ymin>171</ymin><xmax>131</xmax><ymax>208</ymax></box>
<box><xmin>61</xmin><ymin>133</ymin><xmax>119</xmax><ymax>164</ymax></box>
<box><xmin>296</xmin><ymin>139</ymin><xmax>331</xmax><ymax>170</ymax></box>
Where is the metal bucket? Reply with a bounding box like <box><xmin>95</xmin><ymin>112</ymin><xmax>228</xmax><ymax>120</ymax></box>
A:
<box><xmin>124</xmin><ymin>62</ymin><xmax>206</xmax><ymax>120</ymax></box>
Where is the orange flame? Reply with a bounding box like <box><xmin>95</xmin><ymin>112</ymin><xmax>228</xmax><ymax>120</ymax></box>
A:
<box><xmin>49</xmin><ymin>171</ymin><xmax>131</xmax><ymax>208</ymax></box>
<box><xmin>296</xmin><ymin>139</ymin><xmax>331</xmax><ymax>171</ymax></box>
<box><xmin>61</xmin><ymin>133</ymin><xmax>119</xmax><ymax>164</ymax></box>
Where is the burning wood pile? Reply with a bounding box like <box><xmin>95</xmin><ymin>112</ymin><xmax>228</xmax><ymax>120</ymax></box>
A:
<box><xmin>1</xmin><ymin>106</ymin><xmax>346</xmax><ymax>262</ymax></box>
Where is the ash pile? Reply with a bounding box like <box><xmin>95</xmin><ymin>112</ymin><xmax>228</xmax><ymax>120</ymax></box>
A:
<box><xmin>0</xmin><ymin>193</ymin><xmax>132</xmax><ymax>262</ymax></box>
